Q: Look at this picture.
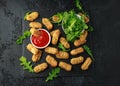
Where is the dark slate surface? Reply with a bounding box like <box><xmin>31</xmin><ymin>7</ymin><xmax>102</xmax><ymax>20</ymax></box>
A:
<box><xmin>0</xmin><ymin>0</ymin><xmax>120</xmax><ymax>86</ymax></box>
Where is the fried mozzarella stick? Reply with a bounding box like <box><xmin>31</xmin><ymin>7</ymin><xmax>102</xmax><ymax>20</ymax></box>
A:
<box><xmin>25</xmin><ymin>12</ymin><xmax>39</xmax><ymax>21</ymax></box>
<box><xmin>70</xmin><ymin>56</ymin><xmax>84</xmax><ymax>65</ymax></box>
<box><xmin>50</xmin><ymin>29</ymin><xmax>57</xmax><ymax>36</ymax></box>
<box><xmin>70</xmin><ymin>47</ymin><xmax>84</xmax><ymax>55</ymax></box>
<box><xmin>42</xmin><ymin>18</ymin><xmax>53</xmax><ymax>30</ymax></box>
<box><xmin>26</xmin><ymin>43</ymin><xmax>39</xmax><ymax>54</ymax></box>
<box><xmin>78</xmin><ymin>13</ymin><xmax>90</xmax><ymax>23</ymax></box>
<box><xmin>29</xmin><ymin>22</ymin><xmax>42</xmax><ymax>29</ymax></box>
<box><xmin>81</xmin><ymin>57</ymin><xmax>92</xmax><ymax>70</ymax></box>
<box><xmin>60</xmin><ymin>37</ymin><xmax>70</xmax><ymax>49</ymax></box>
<box><xmin>30</xmin><ymin>28</ymin><xmax>40</xmax><ymax>37</ymax></box>
<box><xmin>74</xmin><ymin>31</ymin><xmax>88</xmax><ymax>47</ymax></box>
<box><xmin>51</xmin><ymin>29</ymin><xmax>61</xmax><ymax>45</ymax></box>
<box><xmin>45</xmin><ymin>46</ymin><xmax>58</xmax><ymax>54</ymax></box>
<box><xmin>32</xmin><ymin>50</ymin><xmax>42</xmax><ymax>62</ymax></box>
<box><xmin>34</xmin><ymin>62</ymin><xmax>48</xmax><ymax>73</ymax></box>
<box><xmin>46</xmin><ymin>55</ymin><xmax>57</xmax><ymax>67</ymax></box>
<box><xmin>56</xmin><ymin>51</ymin><xmax>69</xmax><ymax>59</ymax></box>
<box><xmin>59</xmin><ymin>61</ymin><xmax>72</xmax><ymax>71</ymax></box>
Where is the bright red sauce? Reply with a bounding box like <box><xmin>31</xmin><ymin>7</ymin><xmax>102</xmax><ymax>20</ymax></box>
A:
<box><xmin>32</xmin><ymin>30</ymin><xmax>50</xmax><ymax>47</ymax></box>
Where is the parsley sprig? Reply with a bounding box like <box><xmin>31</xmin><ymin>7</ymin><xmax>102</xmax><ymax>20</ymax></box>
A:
<box><xmin>45</xmin><ymin>67</ymin><xmax>60</xmax><ymax>82</ymax></box>
<box><xmin>16</xmin><ymin>30</ymin><xmax>31</xmax><ymax>44</ymax></box>
<box><xmin>19</xmin><ymin>56</ymin><xmax>34</xmax><ymax>73</ymax></box>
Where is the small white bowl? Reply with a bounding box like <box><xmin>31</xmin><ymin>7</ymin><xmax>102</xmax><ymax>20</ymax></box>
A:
<box><xmin>30</xmin><ymin>29</ymin><xmax>51</xmax><ymax>49</ymax></box>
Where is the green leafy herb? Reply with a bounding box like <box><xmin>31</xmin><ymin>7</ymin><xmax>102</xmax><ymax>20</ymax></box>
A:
<box><xmin>75</xmin><ymin>0</ymin><xmax>83</xmax><ymax>12</ymax></box>
<box><xmin>24</xmin><ymin>12</ymin><xmax>31</xmax><ymax>20</ymax></box>
<box><xmin>16</xmin><ymin>30</ymin><xmax>31</xmax><ymax>44</ymax></box>
<box><xmin>83</xmin><ymin>45</ymin><xmax>95</xmax><ymax>61</ymax></box>
<box><xmin>19</xmin><ymin>56</ymin><xmax>34</xmax><ymax>73</ymax></box>
<box><xmin>88</xmin><ymin>25</ymin><xmax>94</xmax><ymax>32</ymax></box>
<box><xmin>62</xmin><ymin>10</ymin><xmax>88</xmax><ymax>42</ymax></box>
<box><xmin>45</xmin><ymin>67</ymin><xmax>60</xmax><ymax>82</ymax></box>
<box><xmin>58</xmin><ymin>43</ymin><xmax>70</xmax><ymax>52</ymax></box>
<box><xmin>75</xmin><ymin>0</ymin><xmax>89</xmax><ymax>18</ymax></box>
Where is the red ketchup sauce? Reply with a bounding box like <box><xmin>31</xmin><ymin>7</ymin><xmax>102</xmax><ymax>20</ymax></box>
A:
<box><xmin>31</xmin><ymin>29</ymin><xmax>50</xmax><ymax>47</ymax></box>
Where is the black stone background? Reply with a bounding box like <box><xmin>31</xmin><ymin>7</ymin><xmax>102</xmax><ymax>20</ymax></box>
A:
<box><xmin>0</xmin><ymin>0</ymin><xmax>120</xmax><ymax>86</ymax></box>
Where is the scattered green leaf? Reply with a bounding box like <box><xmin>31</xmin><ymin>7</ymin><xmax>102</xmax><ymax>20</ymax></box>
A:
<box><xmin>45</xmin><ymin>67</ymin><xmax>60</xmax><ymax>82</ymax></box>
<box><xmin>58</xmin><ymin>43</ymin><xmax>70</xmax><ymax>52</ymax></box>
<box><xmin>83</xmin><ymin>45</ymin><xmax>95</xmax><ymax>61</ymax></box>
<box><xmin>88</xmin><ymin>25</ymin><xmax>94</xmax><ymax>32</ymax></box>
<box><xmin>16</xmin><ymin>30</ymin><xmax>31</xmax><ymax>44</ymax></box>
<box><xmin>75</xmin><ymin>0</ymin><xmax>83</xmax><ymax>12</ymax></box>
<box><xmin>75</xmin><ymin>0</ymin><xmax>90</xmax><ymax>19</ymax></box>
<box><xmin>19</xmin><ymin>56</ymin><xmax>34</xmax><ymax>73</ymax></box>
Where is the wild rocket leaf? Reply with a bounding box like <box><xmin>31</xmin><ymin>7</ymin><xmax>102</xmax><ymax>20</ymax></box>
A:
<box><xmin>45</xmin><ymin>67</ymin><xmax>60</xmax><ymax>82</ymax></box>
<box><xmin>16</xmin><ymin>30</ymin><xmax>31</xmax><ymax>45</ymax></box>
<box><xmin>83</xmin><ymin>45</ymin><xmax>95</xmax><ymax>61</ymax></box>
<box><xmin>19</xmin><ymin>56</ymin><xmax>34</xmax><ymax>73</ymax></box>
<box><xmin>75</xmin><ymin>0</ymin><xmax>83</xmax><ymax>12</ymax></box>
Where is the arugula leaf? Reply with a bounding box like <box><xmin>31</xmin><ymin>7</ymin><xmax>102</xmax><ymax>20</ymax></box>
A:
<box><xmin>83</xmin><ymin>45</ymin><xmax>95</xmax><ymax>61</ymax></box>
<box><xmin>16</xmin><ymin>30</ymin><xmax>31</xmax><ymax>44</ymax></box>
<box><xmin>75</xmin><ymin>0</ymin><xmax>83</xmax><ymax>12</ymax></box>
<box><xmin>58</xmin><ymin>43</ymin><xmax>70</xmax><ymax>52</ymax></box>
<box><xmin>88</xmin><ymin>25</ymin><xmax>94</xmax><ymax>32</ymax></box>
<box><xmin>45</xmin><ymin>67</ymin><xmax>60</xmax><ymax>82</ymax></box>
<box><xmin>19</xmin><ymin>56</ymin><xmax>34</xmax><ymax>73</ymax></box>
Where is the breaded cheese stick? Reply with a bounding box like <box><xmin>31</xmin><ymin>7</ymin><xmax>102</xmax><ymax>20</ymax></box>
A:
<box><xmin>70</xmin><ymin>56</ymin><xmax>84</xmax><ymax>65</ymax></box>
<box><xmin>30</xmin><ymin>28</ymin><xmax>40</xmax><ymax>37</ymax></box>
<box><xmin>70</xmin><ymin>47</ymin><xmax>84</xmax><ymax>55</ymax></box>
<box><xmin>56</xmin><ymin>51</ymin><xmax>69</xmax><ymax>59</ymax></box>
<box><xmin>50</xmin><ymin>29</ymin><xmax>57</xmax><ymax>36</ymax></box>
<box><xmin>34</xmin><ymin>62</ymin><xmax>48</xmax><ymax>73</ymax></box>
<box><xmin>26</xmin><ymin>43</ymin><xmax>39</xmax><ymax>54</ymax></box>
<box><xmin>60</xmin><ymin>37</ymin><xmax>70</xmax><ymax>49</ymax></box>
<box><xmin>45</xmin><ymin>46</ymin><xmax>58</xmax><ymax>54</ymax></box>
<box><xmin>42</xmin><ymin>18</ymin><xmax>53</xmax><ymax>30</ymax></box>
<box><xmin>29</xmin><ymin>22</ymin><xmax>42</xmax><ymax>29</ymax></box>
<box><xmin>52</xmin><ymin>29</ymin><xmax>61</xmax><ymax>45</ymax></box>
<box><xmin>59</xmin><ymin>61</ymin><xmax>72</xmax><ymax>71</ymax></box>
<box><xmin>46</xmin><ymin>55</ymin><xmax>57</xmax><ymax>67</ymax></box>
<box><xmin>74</xmin><ymin>31</ymin><xmax>88</xmax><ymax>47</ymax></box>
<box><xmin>81</xmin><ymin>57</ymin><xmax>92</xmax><ymax>70</ymax></box>
<box><xmin>25</xmin><ymin>12</ymin><xmax>39</xmax><ymax>21</ymax></box>
<box><xmin>78</xmin><ymin>13</ymin><xmax>90</xmax><ymax>23</ymax></box>
<box><xmin>32</xmin><ymin>50</ymin><xmax>42</xmax><ymax>62</ymax></box>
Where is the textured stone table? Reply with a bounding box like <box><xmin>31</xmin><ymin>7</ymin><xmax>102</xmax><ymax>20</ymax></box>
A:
<box><xmin>0</xmin><ymin>0</ymin><xmax>120</xmax><ymax>86</ymax></box>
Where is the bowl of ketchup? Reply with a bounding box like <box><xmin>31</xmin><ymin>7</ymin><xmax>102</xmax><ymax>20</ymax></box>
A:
<box><xmin>30</xmin><ymin>29</ymin><xmax>51</xmax><ymax>49</ymax></box>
